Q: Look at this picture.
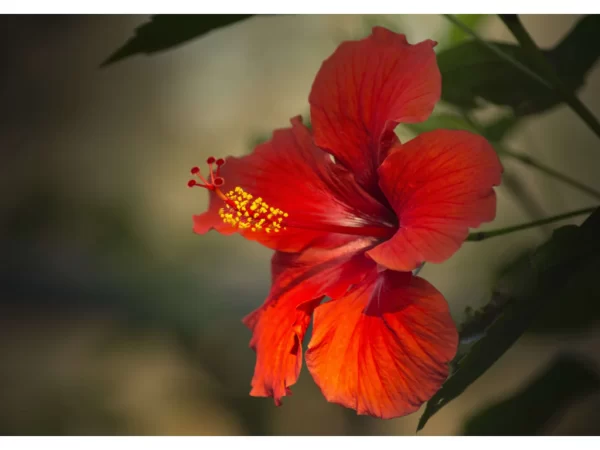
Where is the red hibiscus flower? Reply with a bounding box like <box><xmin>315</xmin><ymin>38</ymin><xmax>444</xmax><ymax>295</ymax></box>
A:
<box><xmin>188</xmin><ymin>27</ymin><xmax>502</xmax><ymax>419</ymax></box>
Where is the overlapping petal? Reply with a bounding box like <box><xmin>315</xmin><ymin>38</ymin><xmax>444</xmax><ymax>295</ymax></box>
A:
<box><xmin>305</xmin><ymin>270</ymin><xmax>458</xmax><ymax>419</ymax></box>
<box><xmin>244</xmin><ymin>236</ymin><xmax>378</xmax><ymax>405</ymax></box>
<box><xmin>193</xmin><ymin>116</ymin><xmax>393</xmax><ymax>252</ymax></box>
<box><xmin>367</xmin><ymin>129</ymin><xmax>503</xmax><ymax>271</ymax></box>
<box><xmin>309</xmin><ymin>26</ymin><xmax>441</xmax><ymax>194</ymax></box>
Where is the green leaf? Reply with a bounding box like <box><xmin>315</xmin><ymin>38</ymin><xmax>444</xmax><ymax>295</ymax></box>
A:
<box><xmin>101</xmin><ymin>14</ymin><xmax>254</xmax><ymax>67</ymax></box>
<box><xmin>402</xmin><ymin>113</ymin><xmax>477</xmax><ymax>136</ymax></box>
<box><xmin>447</xmin><ymin>14</ymin><xmax>488</xmax><ymax>46</ymax></box>
<box><xmin>438</xmin><ymin>15</ymin><xmax>600</xmax><ymax>116</ymax></box>
<box><xmin>462</xmin><ymin>354</ymin><xmax>600</xmax><ymax>435</ymax></box>
<box><xmin>482</xmin><ymin>114</ymin><xmax>519</xmax><ymax>142</ymax></box>
<box><xmin>417</xmin><ymin>207</ymin><xmax>600</xmax><ymax>431</ymax></box>
<box><xmin>403</xmin><ymin>112</ymin><xmax>518</xmax><ymax>144</ymax></box>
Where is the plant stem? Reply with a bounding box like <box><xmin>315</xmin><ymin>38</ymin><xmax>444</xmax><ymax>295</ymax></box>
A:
<box><xmin>466</xmin><ymin>206</ymin><xmax>597</xmax><ymax>242</ymax></box>
<box><xmin>499</xmin><ymin>14</ymin><xmax>600</xmax><ymax>141</ymax></box>
<box><xmin>495</xmin><ymin>146</ymin><xmax>600</xmax><ymax>201</ymax></box>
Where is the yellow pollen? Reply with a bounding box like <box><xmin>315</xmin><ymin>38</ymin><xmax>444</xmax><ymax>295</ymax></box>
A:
<box><xmin>219</xmin><ymin>186</ymin><xmax>289</xmax><ymax>234</ymax></box>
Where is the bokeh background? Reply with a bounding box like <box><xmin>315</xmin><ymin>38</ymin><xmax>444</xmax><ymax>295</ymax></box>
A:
<box><xmin>1</xmin><ymin>14</ymin><xmax>600</xmax><ymax>435</ymax></box>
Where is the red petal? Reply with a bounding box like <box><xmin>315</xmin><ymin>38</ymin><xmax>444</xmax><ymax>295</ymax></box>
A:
<box><xmin>309</xmin><ymin>27</ymin><xmax>441</xmax><ymax>194</ymax></box>
<box><xmin>367</xmin><ymin>129</ymin><xmax>503</xmax><ymax>271</ymax></box>
<box><xmin>244</xmin><ymin>236</ymin><xmax>377</xmax><ymax>405</ymax></box>
<box><xmin>193</xmin><ymin>116</ymin><xmax>393</xmax><ymax>252</ymax></box>
<box><xmin>306</xmin><ymin>270</ymin><xmax>458</xmax><ymax>419</ymax></box>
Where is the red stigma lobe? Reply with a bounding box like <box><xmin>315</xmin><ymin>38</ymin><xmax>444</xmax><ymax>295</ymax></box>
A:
<box><xmin>187</xmin><ymin>156</ymin><xmax>225</xmax><ymax>191</ymax></box>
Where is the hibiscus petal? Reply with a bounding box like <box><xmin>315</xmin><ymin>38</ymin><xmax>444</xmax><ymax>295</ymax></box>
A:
<box><xmin>306</xmin><ymin>270</ymin><xmax>458</xmax><ymax>419</ymax></box>
<box><xmin>367</xmin><ymin>129</ymin><xmax>503</xmax><ymax>271</ymax></box>
<box><xmin>244</xmin><ymin>237</ymin><xmax>377</xmax><ymax>405</ymax></box>
<box><xmin>309</xmin><ymin>26</ymin><xmax>441</xmax><ymax>194</ymax></box>
<box><xmin>193</xmin><ymin>116</ymin><xmax>393</xmax><ymax>252</ymax></box>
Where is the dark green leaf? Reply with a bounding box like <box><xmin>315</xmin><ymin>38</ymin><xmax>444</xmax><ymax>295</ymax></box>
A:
<box><xmin>101</xmin><ymin>14</ymin><xmax>254</xmax><ymax>67</ymax></box>
<box><xmin>457</xmin><ymin>290</ymin><xmax>511</xmax><ymax>345</ymax></box>
<box><xmin>438</xmin><ymin>41</ymin><xmax>546</xmax><ymax>115</ymax></box>
<box><xmin>462</xmin><ymin>354</ymin><xmax>600</xmax><ymax>435</ymax></box>
<box><xmin>550</xmin><ymin>15</ymin><xmax>600</xmax><ymax>83</ymax></box>
<box><xmin>438</xmin><ymin>15</ymin><xmax>600</xmax><ymax>116</ymax></box>
<box><xmin>495</xmin><ymin>243</ymin><xmax>600</xmax><ymax>335</ymax></box>
<box><xmin>417</xmin><ymin>208</ymin><xmax>600</xmax><ymax>431</ymax></box>
<box><xmin>530</xmin><ymin>258</ymin><xmax>600</xmax><ymax>333</ymax></box>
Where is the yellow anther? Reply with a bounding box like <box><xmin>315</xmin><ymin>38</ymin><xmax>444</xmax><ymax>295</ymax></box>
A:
<box><xmin>219</xmin><ymin>186</ymin><xmax>289</xmax><ymax>234</ymax></box>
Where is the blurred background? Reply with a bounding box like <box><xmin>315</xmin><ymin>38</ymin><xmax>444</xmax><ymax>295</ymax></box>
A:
<box><xmin>1</xmin><ymin>14</ymin><xmax>600</xmax><ymax>435</ymax></box>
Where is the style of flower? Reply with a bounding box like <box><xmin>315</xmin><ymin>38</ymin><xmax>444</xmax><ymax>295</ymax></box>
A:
<box><xmin>188</xmin><ymin>27</ymin><xmax>502</xmax><ymax>419</ymax></box>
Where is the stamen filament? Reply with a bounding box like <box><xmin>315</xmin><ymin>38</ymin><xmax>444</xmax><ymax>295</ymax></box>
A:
<box><xmin>208</xmin><ymin>162</ymin><xmax>215</xmax><ymax>184</ymax></box>
<box><xmin>196</xmin><ymin>173</ymin><xmax>210</xmax><ymax>185</ymax></box>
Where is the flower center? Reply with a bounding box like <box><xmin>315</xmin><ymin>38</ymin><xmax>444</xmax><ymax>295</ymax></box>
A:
<box><xmin>188</xmin><ymin>157</ymin><xmax>395</xmax><ymax>240</ymax></box>
<box><xmin>187</xmin><ymin>157</ymin><xmax>288</xmax><ymax>234</ymax></box>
